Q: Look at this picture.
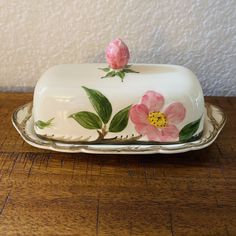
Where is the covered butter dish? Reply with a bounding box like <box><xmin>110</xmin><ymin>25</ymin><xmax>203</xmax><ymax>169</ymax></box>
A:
<box><xmin>12</xmin><ymin>39</ymin><xmax>226</xmax><ymax>153</ymax></box>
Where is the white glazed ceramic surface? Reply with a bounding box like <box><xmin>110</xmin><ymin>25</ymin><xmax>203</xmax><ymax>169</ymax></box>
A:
<box><xmin>12</xmin><ymin>102</ymin><xmax>226</xmax><ymax>154</ymax></box>
<box><xmin>33</xmin><ymin>64</ymin><xmax>205</xmax><ymax>144</ymax></box>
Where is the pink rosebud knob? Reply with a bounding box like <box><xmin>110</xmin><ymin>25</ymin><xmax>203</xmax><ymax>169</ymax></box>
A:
<box><xmin>105</xmin><ymin>38</ymin><xmax>130</xmax><ymax>69</ymax></box>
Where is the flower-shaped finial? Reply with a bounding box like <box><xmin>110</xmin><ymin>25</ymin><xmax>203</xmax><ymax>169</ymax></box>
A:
<box><xmin>105</xmin><ymin>38</ymin><xmax>130</xmax><ymax>69</ymax></box>
<box><xmin>99</xmin><ymin>38</ymin><xmax>139</xmax><ymax>82</ymax></box>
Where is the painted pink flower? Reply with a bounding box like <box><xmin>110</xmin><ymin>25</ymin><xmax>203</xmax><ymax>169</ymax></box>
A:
<box><xmin>130</xmin><ymin>91</ymin><xmax>186</xmax><ymax>142</ymax></box>
<box><xmin>105</xmin><ymin>38</ymin><xmax>130</xmax><ymax>69</ymax></box>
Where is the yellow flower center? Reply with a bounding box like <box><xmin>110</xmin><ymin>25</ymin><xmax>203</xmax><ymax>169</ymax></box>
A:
<box><xmin>147</xmin><ymin>111</ymin><xmax>168</xmax><ymax>128</ymax></box>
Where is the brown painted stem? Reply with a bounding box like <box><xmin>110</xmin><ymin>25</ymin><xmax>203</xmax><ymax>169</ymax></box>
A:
<box><xmin>96</xmin><ymin>124</ymin><xmax>108</xmax><ymax>140</ymax></box>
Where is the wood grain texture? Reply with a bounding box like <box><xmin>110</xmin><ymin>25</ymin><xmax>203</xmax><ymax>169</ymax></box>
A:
<box><xmin>0</xmin><ymin>93</ymin><xmax>235</xmax><ymax>236</ymax></box>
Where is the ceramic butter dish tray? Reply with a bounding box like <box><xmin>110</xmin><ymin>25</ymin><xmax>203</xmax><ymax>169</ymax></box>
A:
<box><xmin>12</xmin><ymin>39</ymin><xmax>226</xmax><ymax>154</ymax></box>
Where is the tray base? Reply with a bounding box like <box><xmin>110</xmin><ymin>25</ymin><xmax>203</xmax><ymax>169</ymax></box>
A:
<box><xmin>12</xmin><ymin>102</ymin><xmax>226</xmax><ymax>154</ymax></box>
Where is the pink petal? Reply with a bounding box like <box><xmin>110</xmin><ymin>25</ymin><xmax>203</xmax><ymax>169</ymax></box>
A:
<box><xmin>135</xmin><ymin>123</ymin><xmax>161</xmax><ymax>141</ymax></box>
<box><xmin>129</xmin><ymin>104</ymin><xmax>149</xmax><ymax>125</ymax></box>
<box><xmin>159</xmin><ymin>125</ymin><xmax>179</xmax><ymax>142</ymax></box>
<box><xmin>165</xmin><ymin>102</ymin><xmax>186</xmax><ymax>124</ymax></box>
<box><xmin>141</xmin><ymin>91</ymin><xmax>164</xmax><ymax>112</ymax></box>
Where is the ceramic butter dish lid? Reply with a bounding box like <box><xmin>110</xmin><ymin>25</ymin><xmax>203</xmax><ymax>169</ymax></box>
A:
<box><xmin>33</xmin><ymin>39</ymin><xmax>205</xmax><ymax>144</ymax></box>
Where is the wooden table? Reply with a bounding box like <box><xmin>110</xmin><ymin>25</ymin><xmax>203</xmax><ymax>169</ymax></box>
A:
<box><xmin>0</xmin><ymin>93</ymin><xmax>235</xmax><ymax>236</ymax></box>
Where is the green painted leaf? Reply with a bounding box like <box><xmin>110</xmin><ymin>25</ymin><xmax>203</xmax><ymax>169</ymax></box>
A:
<box><xmin>101</xmin><ymin>70</ymin><xmax>116</xmax><ymax>78</ymax></box>
<box><xmin>35</xmin><ymin>118</ymin><xmax>54</xmax><ymax>129</ymax></box>
<box><xmin>109</xmin><ymin>105</ymin><xmax>131</xmax><ymax>132</ymax></box>
<box><xmin>179</xmin><ymin>117</ymin><xmax>202</xmax><ymax>142</ymax></box>
<box><xmin>123</xmin><ymin>68</ymin><xmax>139</xmax><ymax>73</ymax></box>
<box><xmin>82</xmin><ymin>86</ymin><xmax>112</xmax><ymax>124</ymax></box>
<box><xmin>98</xmin><ymin>67</ymin><xmax>110</xmax><ymax>72</ymax></box>
<box><xmin>124</xmin><ymin>64</ymin><xmax>132</xmax><ymax>68</ymax></box>
<box><xmin>70</xmin><ymin>111</ymin><xmax>102</xmax><ymax>129</ymax></box>
<box><xmin>117</xmin><ymin>71</ymin><xmax>125</xmax><ymax>82</ymax></box>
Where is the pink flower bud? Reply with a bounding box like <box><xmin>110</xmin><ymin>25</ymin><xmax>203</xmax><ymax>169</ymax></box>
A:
<box><xmin>105</xmin><ymin>38</ymin><xmax>130</xmax><ymax>69</ymax></box>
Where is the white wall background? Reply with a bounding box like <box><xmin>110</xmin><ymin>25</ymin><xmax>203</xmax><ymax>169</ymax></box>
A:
<box><xmin>0</xmin><ymin>0</ymin><xmax>235</xmax><ymax>96</ymax></box>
